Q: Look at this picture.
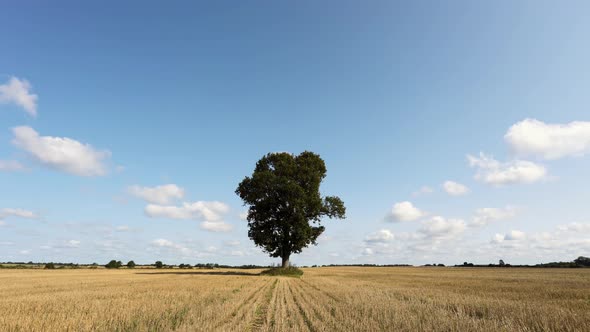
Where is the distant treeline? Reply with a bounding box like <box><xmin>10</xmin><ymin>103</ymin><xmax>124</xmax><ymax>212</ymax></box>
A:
<box><xmin>1</xmin><ymin>256</ymin><xmax>588</xmax><ymax>269</ymax></box>
<box><xmin>307</xmin><ymin>264</ymin><xmax>412</xmax><ymax>268</ymax></box>
<box><xmin>454</xmin><ymin>256</ymin><xmax>590</xmax><ymax>268</ymax></box>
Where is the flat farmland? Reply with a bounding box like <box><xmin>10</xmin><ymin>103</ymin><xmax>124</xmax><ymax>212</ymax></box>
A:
<box><xmin>1</xmin><ymin>267</ymin><xmax>589</xmax><ymax>331</ymax></box>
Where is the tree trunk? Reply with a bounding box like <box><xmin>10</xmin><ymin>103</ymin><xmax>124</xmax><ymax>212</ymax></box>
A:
<box><xmin>281</xmin><ymin>255</ymin><xmax>290</xmax><ymax>268</ymax></box>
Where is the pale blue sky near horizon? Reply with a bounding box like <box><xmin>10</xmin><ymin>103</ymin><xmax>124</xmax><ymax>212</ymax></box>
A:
<box><xmin>1</xmin><ymin>1</ymin><xmax>590</xmax><ymax>265</ymax></box>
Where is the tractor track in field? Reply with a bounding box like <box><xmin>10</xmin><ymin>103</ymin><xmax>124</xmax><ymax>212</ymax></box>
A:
<box><xmin>214</xmin><ymin>279</ymin><xmax>272</xmax><ymax>330</ymax></box>
<box><xmin>246</xmin><ymin>279</ymin><xmax>278</xmax><ymax>331</ymax></box>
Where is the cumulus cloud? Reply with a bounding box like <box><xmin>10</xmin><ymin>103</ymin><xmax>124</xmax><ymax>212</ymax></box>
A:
<box><xmin>239</xmin><ymin>211</ymin><xmax>248</xmax><ymax>221</ymax></box>
<box><xmin>362</xmin><ymin>248</ymin><xmax>374</xmax><ymax>256</ymax></box>
<box><xmin>230</xmin><ymin>250</ymin><xmax>245</xmax><ymax>256</ymax></box>
<box><xmin>442</xmin><ymin>181</ymin><xmax>469</xmax><ymax>196</ymax></box>
<box><xmin>386</xmin><ymin>201</ymin><xmax>425</xmax><ymax>222</ymax></box>
<box><xmin>62</xmin><ymin>240</ymin><xmax>81</xmax><ymax>248</ymax></box>
<box><xmin>200</xmin><ymin>221</ymin><xmax>233</xmax><ymax>232</ymax></box>
<box><xmin>0</xmin><ymin>208</ymin><xmax>38</xmax><ymax>220</ymax></box>
<box><xmin>151</xmin><ymin>238</ymin><xmax>175</xmax><ymax>247</ymax></box>
<box><xmin>151</xmin><ymin>238</ymin><xmax>194</xmax><ymax>255</ymax></box>
<box><xmin>0</xmin><ymin>77</ymin><xmax>38</xmax><ymax>116</ymax></box>
<box><xmin>145</xmin><ymin>201</ymin><xmax>228</xmax><ymax>221</ymax></box>
<box><xmin>145</xmin><ymin>201</ymin><xmax>232</xmax><ymax>232</ymax></box>
<box><xmin>470</xmin><ymin>206</ymin><xmax>517</xmax><ymax>227</ymax></box>
<box><xmin>365</xmin><ymin>229</ymin><xmax>395</xmax><ymax>243</ymax></box>
<box><xmin>505</xmin><ymin>119</ymin><xmax>590</xmax><ymax>160</ymax></box>
<box><xmin>419</xmin><ymin>216</ymin><xmax>466</xmax><ymax>239</ymax></box>
<box><xmin>128</xmin><ymin>184</ymin><xmax>185</xmax><ymax>204</ymax></box>
<box><xmin>0</xmin><ymin>160</ymin><xmax>25</xmax><ymax>172</ymax></box>
<box><xmin>505</xmin><ymin>230</ymin><xmax>526</xmax><ymax>241</ymax></box>
<box><xmin>556</xmin><ymin>222</ymin><xmax>590</xmax><ymax>233</ymax></box>
<box><xmin>12</xmin><ymin>126</ymin><xmax>111</xmax><ymax>176</ymax></box>
<box><xmin>492</xmin><ymin>230</ymin><xmax>526</xmax><ymax>243</ymax></box>
<box><xmin>467</xmin><ymin>153</ymin><xmax>547</xmax><ymax>186</ymax></box>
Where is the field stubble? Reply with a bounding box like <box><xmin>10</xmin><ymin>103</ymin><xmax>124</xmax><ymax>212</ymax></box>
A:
<box><xmin>0</xmin><ymin>267</ymin><xmax>588</xmax><ymax>331</ymax></box>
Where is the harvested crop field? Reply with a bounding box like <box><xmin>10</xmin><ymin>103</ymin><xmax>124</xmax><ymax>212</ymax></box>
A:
<box><xmin>1</xmin><ymin>267</ymin><xmax>589</xmax><ymax>331</ymax></box>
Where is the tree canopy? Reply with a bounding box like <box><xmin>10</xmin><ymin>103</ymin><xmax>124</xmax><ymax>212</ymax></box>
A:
<box><xmin>236</xmin><ymin>151</ymin><xmax>346</xmax><ymax>267</ymax></box>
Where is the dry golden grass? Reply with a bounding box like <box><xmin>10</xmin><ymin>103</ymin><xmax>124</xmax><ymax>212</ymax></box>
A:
<box><xmin>0</xmin><ymin>267</ymin><xmax>589</xmax><ymax>331</ymax></box>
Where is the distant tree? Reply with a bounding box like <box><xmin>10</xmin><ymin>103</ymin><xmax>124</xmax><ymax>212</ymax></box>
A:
<box><xmin>574</xmin><ymin>256</ymin><xmax>590</xmax><ymax>267</ymax></box>
<box><xmin>499</xmin><ymin>259</ymin><xmax>506</xmax><ymax>267</ymax></box>
<box><xmin>236</xmin><ymin>151</ymin><xmax>346</xmax><ymax>268</ymax></box>
<box><xmin>105</xmin><ymin>260</ymin><xmax>122</xmax><ymax>269</ymax></box>
<box><xmin>155</xmin><ymin>261</ymin><xmax>163</xmax><ymax>269</ymax></box>
<box><xmin>437</xmin><ymin>264</ymin><xmax>445</xmax><ymax>267</ymax></box>
<box><xmin>44</xmin><ymin>262</ymin><xmax>56</xmax><ymax>269</ymax></box>
<box><xmin>127</xmin><ymin>260</ymin><xmax>136</xmax><ymax>268</ymax></box>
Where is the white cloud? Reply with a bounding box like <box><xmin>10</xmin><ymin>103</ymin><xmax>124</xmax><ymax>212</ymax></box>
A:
<box><xmin>12</xmin><ymin>126</ymin><xmax>111</xmax><ymax>176</ymax></box>
<box><xmin>151</xmin><ymin>238</ymin><xmax>192</xmax><ymax>255</ymax></box>
<box><xmin>239</xmin><ymin>211</ymin><xmax>248</xmax><ymax>221</ymax></box>
<box><xmin>65</xmin><ymin>240</ymin><xmax>81</xmax><ymax>248</ymax></box>
<box><xmin>362</xmin><ymin>248</ymin><xmax>374</xmax><ymax>256</ymax></box>
<box><xmin>412</xmin><ymin>186</ymin><xmax>434</xmax><ymax>197</ymax></box>
<box><xmin>225</xmin><ymin>240</ymin><xmax>240</xmax><ymax>247</ymax></box>
<box><xmin>492</xmin><ymin>230</ymin><xmax>526</xmax><ymax>244</ymax></box>
<box><xmin>505</xmin><ymin>119</ymin><xmax>590</xmax><ymax>160</ymax></box>
<box><xmin>145</xmin><ymin>201</ymin><xmax>229</xmax><ymax>221</ymax></box>
<box><xmin>556</xmin><ymin>222</ymin><xmax>590</xmax><ymax>233</ymax></box>
<box><xmin>145</xmin><ymin>201</ymin><xmax>232</xmax><ymax>232</ymax></box>
<box><xmin>491</xmin><ymin>233</ymin><xmax>505</xmax><ymax>244</ymax></box>
<box><xmin>19</xmin><ymin>250</ymin><xmax>31</xmax><ymax>255</ymax></box>
<box><xmin>200</xmin><ymin>221</ymin><xmax>233</xmax><ymax>232</ymax></box>
<box><xmin>467</xmin><ymin>153</ymin><xmax>547</xmax><ymax>186</ymax></box>
<box><xmin>128</xmin><ymin>184</ymin><xmax>185</xmax><ymax>204</ymax></box>
<box><xmin>386</xmin><ymin>201</ymin><xmax>425</xmax><ymax>222</ymax></box>
<box><xmin>504</xmin><ymin>230</ymin><xmax>526</xmax><ymax>241</ymax></box>
<box><xmin>230</xmin><ymin>250</ymin><xmax>245</xmax><ymax>256</ymax></box>
<box><xmin>151</xmin><ymin>239</ymin><xmax>175</xmax><ymax>247</ymax></box>
<box><xmin>0</xmin><ymin>160</ymin><xmax>25</xmax><ymax>172</ymax></box>
<box><xmin>442</xmin><ymin>181</ymin><xmax>470</xmax><ymax>196</ymax></box>
<box><xmin>418</xmin><ymin>216</ymin><xmax>466</xmax><ymax>239</ymax></box>
<box><xmin>365</xmin><ymin>229</ymin><xmax>395</xmax><ymax>243</ymax></box>
<box><xmin>0</xmin><ymin>77</ymin><xmax>38</xmax><ymax>116</ymax></box>
<box><xmin>470</xmin><ymin>206</ymin><xmax>517</xmax><ymax>227</ymax></box>
<box><xmin>0</xmin><ymin>208</ymin><xmax>38</xmax><ymax>219</ymax></box>
<box><xmin>115</xmin><ymin>225</ymin><xmax>130</xmax><ymax>232</ymax></box>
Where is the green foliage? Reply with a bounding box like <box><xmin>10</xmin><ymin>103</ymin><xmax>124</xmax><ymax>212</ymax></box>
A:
<box><xmin>44</xmin><ymin>263</ymin><xmax>56</xmax><ymax>269</ymax></box>
<box><xmin>574</xmin><ymin>256</ymin><xmax>590</xmax><ymax>267</ymax></box>
<box><xmin>236</xmin><ymin>151</ymin><xmax>346</xmax><ymax>267</ymax></box>
<box><xmin>105</xmin><ymin>260</ymin><xmax>123</xmax><ymax>269</ymax></box>
<box><xmin>155</xmin><ymin>261</ymin><xmax>164</xmax><ymax>269</ymax></box>
<box><xmin>127</xmin><ymin>260</ymin><xmax>136</xmax><ymax>268</ymax></box>
<box><xmin>260</xmin><ymin>267</ymin><xmax>304</xmax><ymax>277</ymax></box>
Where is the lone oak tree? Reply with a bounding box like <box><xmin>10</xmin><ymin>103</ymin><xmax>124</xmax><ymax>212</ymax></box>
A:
<box><xmin>236</xmin><ymin>151</ymin><xmax>346</xmax><ymax>268</ymax></box>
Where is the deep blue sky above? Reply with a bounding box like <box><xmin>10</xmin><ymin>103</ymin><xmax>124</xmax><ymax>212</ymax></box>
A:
<box><xmin>1</xmin><ymin>1</ymin><xmax>589</xmax><ymax>265</ymax></box>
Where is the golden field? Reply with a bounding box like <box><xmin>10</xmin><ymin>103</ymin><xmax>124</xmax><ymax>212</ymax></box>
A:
<box><xmin>0</xmin><ymin>267</ymin><xmax>589</xmax><ymax>331</ymax></box>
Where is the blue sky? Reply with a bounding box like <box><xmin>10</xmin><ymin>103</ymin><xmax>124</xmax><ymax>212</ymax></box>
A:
<box><xmin>1</xmin><ymin>1</ymin><xmax>590</xmax><ymax>265</ymax></box>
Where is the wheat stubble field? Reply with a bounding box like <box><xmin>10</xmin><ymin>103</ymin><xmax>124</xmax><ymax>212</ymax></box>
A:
<box><xmin>1</xmin><ymin>267</ymin><xmax>589</xmax><ymax>332</ymax></box>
